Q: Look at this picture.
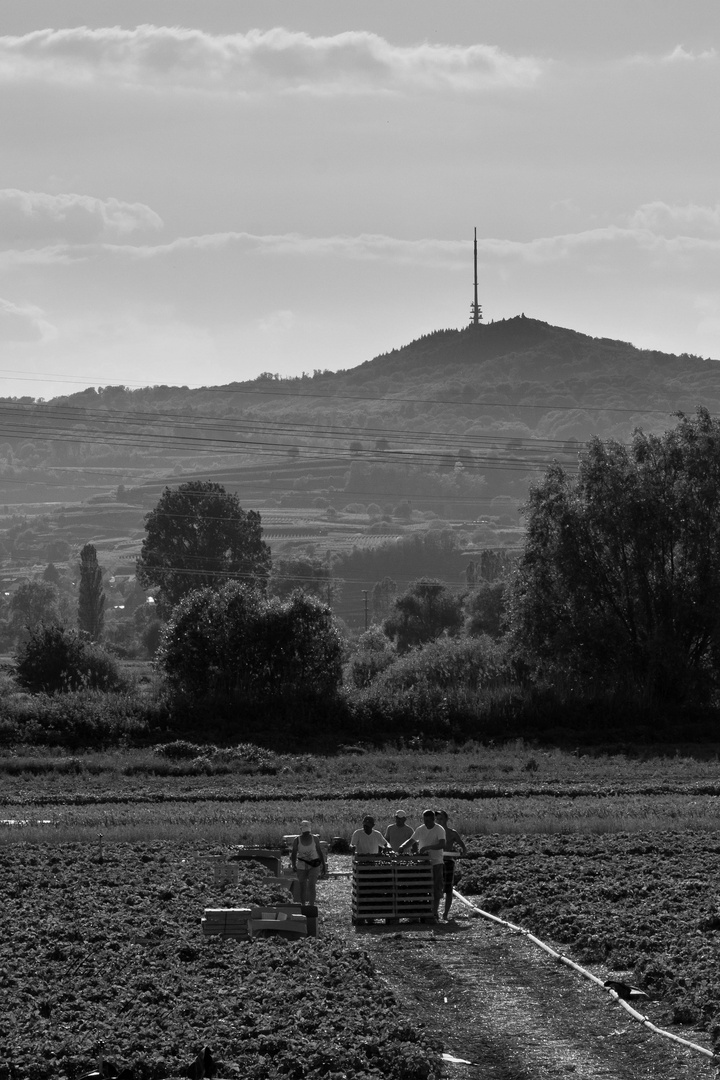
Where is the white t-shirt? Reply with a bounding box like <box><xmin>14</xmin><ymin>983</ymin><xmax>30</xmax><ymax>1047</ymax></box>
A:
<box><xmin>410</xmin><ymin>823</ymin><xmax>446</xmax><ymax>864</ymax></box>
<box><xmin>351</xmin><ymin>828</ymin><xmax>390</xmax><ymax>854</ymax></box>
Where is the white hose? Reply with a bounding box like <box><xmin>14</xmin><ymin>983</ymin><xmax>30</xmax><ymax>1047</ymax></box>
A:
<box><xmin>452</xmin><ymin>889</ymin><xmax>717</xmax><ymax>1063</ymax></box>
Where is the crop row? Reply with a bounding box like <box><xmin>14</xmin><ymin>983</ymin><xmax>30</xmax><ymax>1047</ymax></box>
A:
<box><xmin>460</xmin><ymin>830</ymin><xmax>720</xmax><ymax>1046</ymax></box>
<box><xmin>0</xmin><ymin>842</ymin><xmax>440</xmax><ymax>1080</ymax></box>
<box><xmin>6</xmin><ymin>780</ymin><xmax>720</xmax><ymax>806</ymax></box>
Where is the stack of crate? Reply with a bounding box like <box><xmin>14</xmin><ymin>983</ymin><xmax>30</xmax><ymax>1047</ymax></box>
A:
<box><xmin>201</xmin><ymin>907</ymin><xmax>253</xmax><ymax>939</ymax></box>
<box><xmin>351</xmin><ymin>855</ymin><xmax>434</xmax><ymax>924</ymax></box>
<box><xmin>213</xmin><ymin>859</ymin><xmax>239</xmax><ymax>887</ymax></box>
<box><xmin>248</xmin><ymin>904</ymin><xmax>309</xmax><ymax>939</ymax></box>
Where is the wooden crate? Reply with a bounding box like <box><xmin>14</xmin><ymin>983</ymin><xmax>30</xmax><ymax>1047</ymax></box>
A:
<box><xmin>351</xmin><ymin>855</ymin><xmax>434</xmax><ymax>923</ymax></box>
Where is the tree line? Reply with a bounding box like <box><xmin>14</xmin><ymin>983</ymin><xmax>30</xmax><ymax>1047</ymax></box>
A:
<box><xmin>9</xmin><ymin>408</ymin><xmax>720</xmax><ymax>748</ymax></box>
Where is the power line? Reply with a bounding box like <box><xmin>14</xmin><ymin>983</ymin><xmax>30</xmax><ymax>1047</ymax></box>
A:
<box><xmin>0</xmin><ymin>366</ymin><xmax>693</xmax><ymax>417</ymax></box>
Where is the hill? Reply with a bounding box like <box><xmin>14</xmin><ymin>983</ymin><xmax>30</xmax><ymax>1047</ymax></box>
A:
<box><xmin>1</xmin><ymin>315</ymin><xmax>719</xmax><ymax>627</ymax></box>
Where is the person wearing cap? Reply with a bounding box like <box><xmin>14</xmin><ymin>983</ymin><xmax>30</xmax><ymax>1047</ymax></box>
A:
<box><xmin>384</xmin><ymin>810</ymin><xmax>414</xmax><ymax>852</ymax></box>
<box><xmin>290</xmin><ymin>820</ymin><xmax>327</xmax><ymax>906</ymax></box>
<box><xmin>399</xmin><ymin>809</ymin><xmax>446</xmax><ymax>920</ymax></box>
<box><xmin>350</xmin><ymin>815</ymin><xmax>390</xmax><ymax>855</ymax></box>
<box><xmin>434</xmin><ymin>809</ymin><xmax>467</xmax><ymax>921</ymax></box>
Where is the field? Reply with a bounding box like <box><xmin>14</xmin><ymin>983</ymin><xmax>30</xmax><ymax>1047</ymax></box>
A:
<box><xmin>0</xmin><ymin>844</ymin><xmax>440</xmax><ymax>1080</ymax></box>
<box><xmin>3</xmin><ymin>743</ymin><xmax>720</xmax><ymax>1076</ymax></box>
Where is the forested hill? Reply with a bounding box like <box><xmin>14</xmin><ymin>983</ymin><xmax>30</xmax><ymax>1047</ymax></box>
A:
<box><xmin>2</xmin><ymin>315</ymin><xmax>720</xmax><ymax>505</ymax></box>
<box><xmin>54</xmin><ymin>314</ymin><xmax>720</xmax><ymax>448</ymax></box>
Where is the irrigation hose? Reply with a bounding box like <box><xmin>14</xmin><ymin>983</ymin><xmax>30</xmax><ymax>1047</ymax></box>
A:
<box><xmin>451</xmin><ymin>889</ymin><xmax>718</xmax><ymax>1064</ymax></box>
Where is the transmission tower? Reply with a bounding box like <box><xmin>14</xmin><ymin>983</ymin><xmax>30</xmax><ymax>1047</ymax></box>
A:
<box><xmin>469</xmin><ymin>226</ymin><xmax>483</xmax><ymax>326</ymax></box>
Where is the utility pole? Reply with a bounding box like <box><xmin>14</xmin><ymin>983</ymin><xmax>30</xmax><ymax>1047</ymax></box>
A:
<box><xmin>362</xmin><ymin>590</ymin><xmax>368</xmax><ymax>631</ymax></box>
<box><xmin>470</xmin><ymin>226</ymin><xmax>482</xmax><ymax>326</ymax></box>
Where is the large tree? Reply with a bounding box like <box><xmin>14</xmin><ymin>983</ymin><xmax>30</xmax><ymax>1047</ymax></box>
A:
<box><xmin>157</xmin><ymin>581</ymin><xmax>343</xmax><ymax>704</ymax></box>
<box><xmin>78</xmin><ymin>543</ymin><xmax>105</xmax><ymax>640</ymax></box>
<box><xmin>136</xmin><ymin>481</ymin><xmax>271</xmax><ymax>612</ymax></box>
<box><xmin>10</xmin><ymin>581</ymin><xmax>60</xmax><ymax>642</ymax></box>
<box><xmin>510</xmin><ymin>408</ymin><xmax>720</xmax><ymax>704</ymax></box>
<box><xmin>383</xmin><ymin>578</ymin><xmax>464</xmax><ymax>653</ymax></box>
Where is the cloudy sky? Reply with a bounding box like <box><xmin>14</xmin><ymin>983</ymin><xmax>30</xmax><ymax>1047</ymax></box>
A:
<box><xmin>1</xmin><ymin>0</ymin><xmax>718</xmax><ymax>399</ymax></box>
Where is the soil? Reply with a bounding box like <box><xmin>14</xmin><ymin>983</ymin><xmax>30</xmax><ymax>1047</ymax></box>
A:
<box><xmin>320</xmin><ymin>862</ymin><xmax>717</xmax><ymax>1080</ymax></box>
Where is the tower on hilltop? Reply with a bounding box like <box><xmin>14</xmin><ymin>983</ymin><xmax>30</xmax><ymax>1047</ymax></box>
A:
<box><xmin>469</xmin><ymin>227</ymin><xmax>483</xmax><ymax>326</ymax></box>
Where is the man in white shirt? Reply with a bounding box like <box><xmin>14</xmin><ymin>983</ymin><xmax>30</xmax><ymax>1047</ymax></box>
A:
<box><xmin>351</xmin><ymin>815</ymin><xmax>390</xmax><ymax>855</ymax></box>
<box><xmin>399</xmin><ymin>808</ymin><xmax>446</xmax><ymax>919</ymax></box>
<box><xmin>384</xmin><ymin>810</ymin><xmax>414</xmax><ymax>851</ymax></box>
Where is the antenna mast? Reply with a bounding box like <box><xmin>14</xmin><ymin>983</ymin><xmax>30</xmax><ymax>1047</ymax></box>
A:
<box><xmin>470</xmin><ymin>227</ymin><xmax>482</xmax><ymax>326</ymax></box>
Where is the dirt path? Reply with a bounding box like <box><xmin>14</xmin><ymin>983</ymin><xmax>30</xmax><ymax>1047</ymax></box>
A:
<box><xmin>318</xmin><ymin>867</ymin><xmax>716</xmax><ymax>1079</ymax></box>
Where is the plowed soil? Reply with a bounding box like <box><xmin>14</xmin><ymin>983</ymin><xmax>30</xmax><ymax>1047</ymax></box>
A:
<box><xmin>320</xmin><ymin>868</ymin><xmax>716</xmax><ymax>1079</ymax></box>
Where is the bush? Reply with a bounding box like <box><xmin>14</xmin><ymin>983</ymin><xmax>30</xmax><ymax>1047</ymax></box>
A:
<box><xmin>0</xmin><ymin>688</ymin><xmax>165</xmax><ymax>749</ymax></box>
<box><xmin>14</xmin><ymin>624</ymin><xmax>125</xmax><ymax>694</ymax></box>
<box><xmin>348</xmin><ymin>636</ymin><xmax>516</xmax><ymax>742</ymax></box>
<box><xmin>346</xmin><ymin>626</ymin><xmax>396</xmax><ymax>688</ymax></box>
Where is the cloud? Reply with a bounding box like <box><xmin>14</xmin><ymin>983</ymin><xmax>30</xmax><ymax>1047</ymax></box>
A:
<box><xmin>0</xmin><ymin>189</ymin><xmax>163</xmax><ymax>246</ymax></box>
<box><xmin>0</xmin><ymin>25</ymin><xmax>543</xmax><ymax>94</ymax></box>
<box><xmin>0</xmin><ymin>297</ymin><xmax>52</xmax><ymax>342</ymax></box>
<box><xmin>628</xmin><ymin>44</ymin><xmax>718</xmax><ymax>66</ymax></box>
<box><xmin>628</xmin><ymin>201</ymin><xmax>720</xmax><ymax>238</ymax></box>
<box><xmin>4</xmin><ymin>203</ymin><xmax>720</xmax><ymax>280</ymax></box>
<box><xmin>663</xmin><ymin>45</ymin><xmax>718</xmax><ymax>63</ymax></box>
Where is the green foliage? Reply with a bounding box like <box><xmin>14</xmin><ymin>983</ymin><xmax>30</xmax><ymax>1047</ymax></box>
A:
<box><xmin>371</xmin><ymin>576</ymin><xmax>398</xmax><ymax>620</ymax></box>
<box><xmin>351</xmin><ymin>635</ymin><xmax>514</xmax><ymax>742</ymax></box>
<box><xmin>14</xmin><ymin>623</ymin><xmax>124</xmax><ymax>694</ymax></box>
<box><xmin>268</xmin><ymin>554</ymin><xmax>341</xmax><ymax>603</ymax></box>
<box><xmin>384</xmin><ymin>577</ymin><xmax>464</xmax><ymax>652</ymax></box>
<box><xmin>42</xmin><ymin>563</ymin><xmax>61</xmax><ymax>585</ymax></box>
<box><xmin>510</xmin><ymin>408</ymin><xmax>720</xmax><ymax>705</ymax></box>
<box><xmin>10</xmin><ymin>581</ymin><xmax>60</xmax><ymax>641</ymax></box>
<box><xmin>77</xmin><ymin>542</ymin><xmax>105</xmax><ymax>640</ymax></box>
<box><xmin>347</xmin><ymin>626</ymin><xmax>396</xmax><ymax>688</ymax></box>
<box><xmin>465</xmin><ymin>581</ymin><xmax>507</xmax><ymax>638</ymax></box>
<box><xmin>136</xmin><ymin>480</ymin><xmax>271</xmax><ymax>612</ymax></box>
<box><xmin>157</xmin><ymin>581</ymin><xmax>344</xmax><ymax>706</ymax></box>
<box><xmin>0</xmin><ymin>688</ymin><xmax>160</xmax><ymax>749</ymax></box>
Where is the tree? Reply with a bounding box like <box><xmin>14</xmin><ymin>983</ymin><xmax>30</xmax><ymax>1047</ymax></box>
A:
<box><xmin>14</xmin><ymin>624</ymin><xmax>122</xmax><ymax>694</ymax></box>
<box><xmin>465</xmin><ymin>580</ymin><xmax>507</xmax><ymax>638</ymax></box>
<box><xmin>371</xmin><ymin>577</ymin><xmax>397</xmax><ymax>619</ymax></box>
<box><xmin>383</xmin><ymin>578</ymin><xmax>464</xmax><ymax>653</ymax></box>
<box><xmin>78</xmin><ymin>543</ymin><xmax>105</xmax><ymax>640</ymax></box>
<box><xmin>347</xmin><ymin>626</ymin><xmax>396</xmax><ymax>688</ymax></box>
<box><xmin>157</xmin><ymin>581</ymin><xmax>343</xmax><ymax>704</ymax></box>
<box><xmin>43</xmin><ymin>563</ymin><xmax>61</xmax><ymax>585</ymax></box>
<box><xmin>509</xmin><ymin>408</ymin><xmax>720</xmax><ymax>704</ymax></box>
<box><xmin>10</xmin><ymin>581</ymin><xmax>60</xmax><ymax>642</ymax></box>
<box><xmin>136</xmin><ymin>481</ymin><xmax>271</xmax><ymax>613</ymax></box>
<box><xmin>268</xmin><ymin>555</ymin><xmax>341</xmax><ymax>604</ymax></box>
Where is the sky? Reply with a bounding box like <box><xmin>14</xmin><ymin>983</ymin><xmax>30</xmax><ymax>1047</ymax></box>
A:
<box><xmin>0</xmin><ymin>0</ymin><xmax>718</xmax><ymax>400</ymax></box>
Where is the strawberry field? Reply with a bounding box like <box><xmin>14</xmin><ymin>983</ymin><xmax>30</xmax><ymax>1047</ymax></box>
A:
<box><xmin>0</xmin><ymin>842</ymin><xmax>440</xmax><ymax>1080</ymax></box>
<box><xmin>460</xmin><ymin>830</ymin><xmax>720</xmax><ymax>1047</ymax></box>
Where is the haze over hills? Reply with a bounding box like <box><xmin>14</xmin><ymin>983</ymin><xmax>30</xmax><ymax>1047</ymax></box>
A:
<box><xmin>1</xmin><ymin>314</ymin><xmax>719</xmax><ymax>626</ymax></box>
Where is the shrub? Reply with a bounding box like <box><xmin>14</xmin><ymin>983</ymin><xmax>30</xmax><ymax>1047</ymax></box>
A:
<box><xmin>348</xmin><ymin>636</ymin><xmax>516</xmax><ymax>742</ymax></box>
<box><xmin>346</xmin><ymin>626</ymin><xmax>396</xmax><ymax>688</ymax></box>
<box><xmin>0</xmin><ymin>688</ymin><xmax>163</xmax><ymax>749</ymax></box>
<box><xmin>14</xmin><ymin>624</ymin><xmax>125</xmax><ymax>694</ymax></box>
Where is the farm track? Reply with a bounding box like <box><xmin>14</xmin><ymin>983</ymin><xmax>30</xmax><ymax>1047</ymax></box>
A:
<box><xmin>321</xmin><ymin>872</ymin><xmax>715</xmax><ymax>1079</ymax></box>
